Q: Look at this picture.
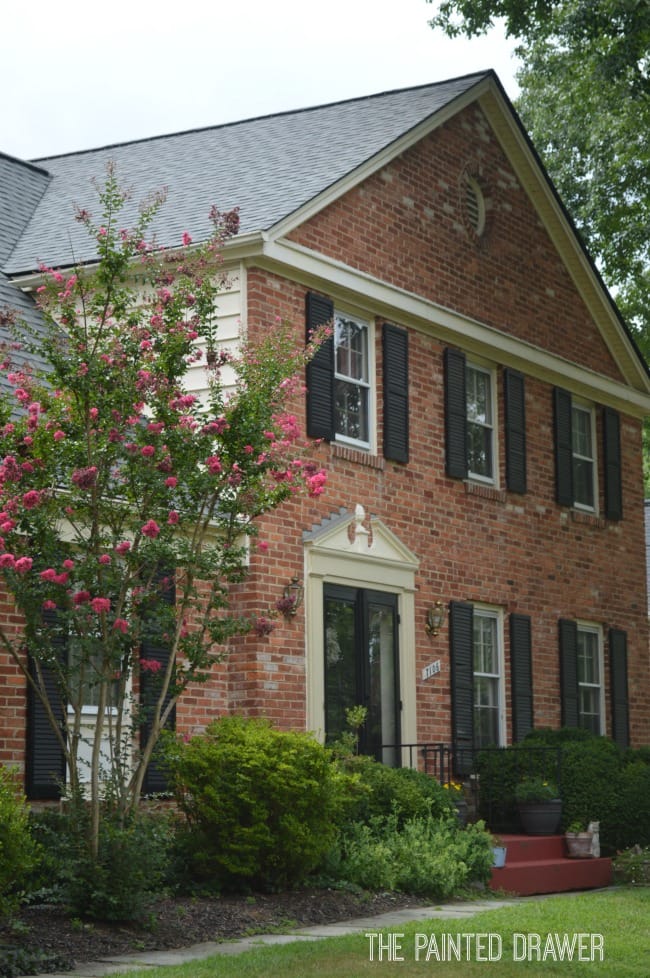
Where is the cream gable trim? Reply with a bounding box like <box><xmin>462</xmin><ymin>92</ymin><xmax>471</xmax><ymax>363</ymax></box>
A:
<box><xmin>304</xmin><ymin>506</ymin><xmax>419</xmax><ymax>761</ymax></box>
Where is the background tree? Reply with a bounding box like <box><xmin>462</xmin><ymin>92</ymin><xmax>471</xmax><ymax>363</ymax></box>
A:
<box><xmin>427</xmin><ymin>0</ymin><xmax>650</xmax><ymax>477</ymax></box>
<box><xmin>0</xmin><ymin>168</ymin><xmax>326</xmax><ymax>858</ymax></box>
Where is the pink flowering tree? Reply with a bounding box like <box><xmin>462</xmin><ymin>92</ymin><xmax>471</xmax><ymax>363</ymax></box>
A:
<box><xmin>0</xmin><ymin>167</ymin><xmax>326</xmax><ymax>856</ymax></box>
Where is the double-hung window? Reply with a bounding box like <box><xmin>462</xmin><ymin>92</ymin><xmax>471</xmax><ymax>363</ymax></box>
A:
<box><xmin>466</xmin><ymin>363</ymin><xmax>495</xmax><ymax>482</ymax></box>
<box><xmin>334</xmin><ymin>313</ymin><xmax>370</xmax><ymax>447</ymax></box>
<box><xmin>473</xmin><ymin>608</ymin><xmax>504</xmax><ymax>748</ymax></box>
<box><xmin>554</xmin><ymin>388</ymin><xmax>615</xmax><ymax>515</ymax></box>
<box><xmin>571</xmin><ymin>402</ymin><xmax>596</xmax><ymax>510</ymax></box>
<box><xmin>576</xmin><ymin>625</ymin><xmax>603</xmax><ymax>734</ymax></box>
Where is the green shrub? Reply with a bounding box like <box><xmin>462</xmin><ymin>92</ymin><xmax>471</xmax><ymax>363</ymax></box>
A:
<box><xmin>166</xmin><ymin>716</ymin><xmax>352</xmax><ymax>891</ymax></box>
<box><xmin>337</xmin><ymin>754</ymin><xmax>454</xmax><ymax>827</ymax></box>
<box><xmin>324</xmin><ymin>814</ymin><xmax>493</xmax><ymax>898</ymax></box>
<box><xmin>0</xmin><ymin>766</ymin><xmax>40</xmax><ymax>918</ymax></box>
<box><xmin>476</xmin><ymin>729</ymin><xmax>630</xmax><ymax>851</ymax></box>
<box><xmin>30</xmin><ymin>804</ymin><xmax>173</xmax><ymax>922</ymax></box>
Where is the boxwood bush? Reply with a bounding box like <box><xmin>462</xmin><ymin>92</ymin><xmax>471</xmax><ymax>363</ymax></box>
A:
<box><xmin>337</xmin><ymin>753</ymin><xmax>456</xmax><ymax>827</ymax></box>
<box><xmin>166</xmin><ymin>716</ymin><xmax>352</xmax><ymax>891</ymax></box>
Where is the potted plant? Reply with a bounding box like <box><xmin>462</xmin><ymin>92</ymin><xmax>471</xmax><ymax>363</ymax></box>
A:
<box><xmin>564</xmin><ymin>821</ymin><xmax>595</xmax><ymax>859</ymax></box>
<box><xmin>514</xmin><ymin>777</ymin><xmax>562</xmax><ymax>835</ymax></box>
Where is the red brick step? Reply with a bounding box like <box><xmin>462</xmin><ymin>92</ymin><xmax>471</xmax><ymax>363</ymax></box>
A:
<box><xmin>489</xmin><ymin>834</ymin><xmax>612</xmax><ymax>896</ymax></box>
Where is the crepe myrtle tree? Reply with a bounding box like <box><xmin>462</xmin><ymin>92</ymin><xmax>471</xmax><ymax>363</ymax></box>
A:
<box><xmin>0</xmin><ymin>167</ymin><xmax>327</xmax><ymax>856</ymax></box>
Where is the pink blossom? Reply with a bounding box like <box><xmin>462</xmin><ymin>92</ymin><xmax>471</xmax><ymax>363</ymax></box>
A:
<box><xmin>115</xmin><ymin>541</ymin><xmax>131</xmax><ymax>554</ymax></box>
<box><xmin>0</xmin><ymin>554</ymin><xmax>15</xmax><ymax>569</ymax></box>
<box><xmin>42</xmin><ymin>600</ymin><xmax>57</xmax><ymax>611</ymax></box>
<box><xmin>22</xmin><ymin>490</ymin><xmax>41</xmax><ymax>510</ymax></box>
<box><xmin>140</xmin><ymin>658</ymin><xmax>162</xmax><ymax>673</ymax></box>
<box><xmin>14</xmin><ymin>388</ymin><xmax>30</xmax><ymax>403</ymax></box>
<box><xmin>53</xmin><ymin>573</ymin><xmax>69</xmax><ymax>586</ymax></box>
<box><xmin>89</xmin><ymin>407</ymin><xmax>99</xmax><ymax>421</ymax></box>
<box><xmin>257</xmin><ymin>541</ymin><xmax>269</xmax><ymax>553</ymax></box>
<box><xmin>15</xmin><ymin>557</ymin><xmax>33</xmax><ymax>574</ymax></box>
<box><xmin>140</xmin><ymin>340</ymin><xmax>153</xmax><ymax>352</ymax></box>
<box><xmin>167</xmin><ymin>510</ymin><xmax>179</xmax><ymax>525</ymax></box>
<box><xmin>141</xmin><ymin>445</ymin><xmax>155</xmax><ymax>457</ymax></box>
<box><xmin>165</xmin><ymin>476</ymin><xmax>178</xmax><ymax>488</ymax></box>
<box><xmin>71</xmin><ymin>466</ymin><xmax>98</xmax><ymax>489</ymax></box>
<box><xmin>253</xmin><ymin>616</ymin><xmax>275</xmax><ymax>637</ymax></box>
<box><xmin>205</xmin><ymin>455</ymin><xmax>222</xmax><ymax>474</ymax></box>
<box><xmin>91</xmin><ymin>597</ymin><xmax>111</xmax><ymax>614</ymax></box>
<box><xmin>98</xmin><ymin>554</ymin><xmax>111</xmax><ymax>565</ymax></box>
<box><xmin>73</xmin><ymin>590</ymin><xmax>91</xmax><ymax>605</ymax></box>
<box><xmin>53</xmin><ymin>430</ymin><xmax>66</xmax><ymax>441</ymax></box>
<box><xmin>141</xmin><ymin>519</ymin><xmax>160</xmax><ymax>539</ymax></box>
<box><xmin>113</xmin><ymin>618</ymin><xmax>129</xmax><ymax>633</ymax></box>
<box><xmin>182</xmin><ymin>231</ymin><xmax>192</xmax><ymax>246</ymax></box>
<box><xmin>40</xmin><ymin>568</ymin><xmax>57</xmax><ymax>582</ymax></box>
<box><xmin>62</xmin><ymin>559</ymin><xmax>75</xmax><ymax>570</ymax></box>
<box><xmin>306</xmin><ymin>471</ymin><xmax>327</xmax><ymax>497</ymax></box>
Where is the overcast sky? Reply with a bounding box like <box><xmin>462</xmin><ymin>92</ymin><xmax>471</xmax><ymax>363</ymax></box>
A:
<box><xmin>3</xmin><ymin>0</ymin><xmax>519</xmax><ymax>162</ymax></box>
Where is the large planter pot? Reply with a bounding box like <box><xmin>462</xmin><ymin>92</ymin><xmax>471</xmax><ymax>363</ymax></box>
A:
<box><xmin>517</xmin><ymin>799</ymin><xmax>562</xmax><ymax>835</ymax></box>
<box><xmin>565</xmin><ymin>832</ymin><xmax>594</xmax><ymax>858</ymax></box>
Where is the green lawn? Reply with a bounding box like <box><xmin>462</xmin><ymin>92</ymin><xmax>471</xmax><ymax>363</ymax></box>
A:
<box><xmin>114</xmin><ymin>889</ymin><xmax>650</xmax><ymax>977</ymax></box>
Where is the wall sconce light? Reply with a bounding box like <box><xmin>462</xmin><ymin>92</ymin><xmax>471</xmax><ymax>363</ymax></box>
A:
<box><xmin>277</xmin><ymin>576</ymin><xmax>304</xmax><ymax>618</ymax></box>
<box><xmin>425</xmin><ymin>601</ymin><xmax>445</xmax><ymax>637</ymax></box>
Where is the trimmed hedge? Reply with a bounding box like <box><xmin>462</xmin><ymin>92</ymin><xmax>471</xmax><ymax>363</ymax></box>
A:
<box><xmin>477</xmin><ymin>728</ymin><xmax>650</xmax><ymax>852</ymax></box>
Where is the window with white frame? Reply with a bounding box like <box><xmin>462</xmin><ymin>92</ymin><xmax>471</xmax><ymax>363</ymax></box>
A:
<box><xmin>571</xmin><ymin>402</ymin><xmax>596</xmax><ymax>510</ymax></box>
<box><xmin>473</xmin><ymin>608</ymin><xmax>504</xmax><ymax>748</ymax></box>
<box><xmin>334</xmin><ymin>312</ymin><xmax>370</xmax><ymax>447</ymax></box>
<box><xmin>466</xmin><ymin>362</ymin><xmax>495</xmax><ymax>482</ymax></box>
<box><xmin>577</xmin><ymin>624</ymin><xmax>603</xmax><ymax>734</ymax></box>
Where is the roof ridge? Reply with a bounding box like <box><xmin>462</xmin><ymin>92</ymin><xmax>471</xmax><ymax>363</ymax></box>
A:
<box><xmin>30</xmin><ymin>72</ymin><xmax>491</xmax><ymax>164</ymax></box>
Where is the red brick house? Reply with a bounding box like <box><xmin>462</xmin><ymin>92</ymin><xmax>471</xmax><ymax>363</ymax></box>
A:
<box><xmin>2</xmin><ymin>72</ymin><xmax>649</xmax><ymax>799</ymax></box>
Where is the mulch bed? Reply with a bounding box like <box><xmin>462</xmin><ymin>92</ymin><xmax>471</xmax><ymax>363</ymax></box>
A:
<box><xmin>0</xmin><ymin>889</ymin><xmax>424</xmax><ymax>973</ymax></box>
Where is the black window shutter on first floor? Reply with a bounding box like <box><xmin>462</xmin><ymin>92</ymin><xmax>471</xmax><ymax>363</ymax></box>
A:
<box><xmin>141</xmin><ymin>571</ymin><xmax>177</xmax><ymax>796</ymax></box>
<box><xmin>603</xmin><ymin>407</ymin><xmax>623</xmax><ymax>520</ymax></box>
<box><xmin>504</xmin><ymin>369</ymin><xmax>527</xmax><ymax>493</ymax></box>
<box><xmin>382</xmin><ymin>323</ymin><xmax>409</xmax><ymax>463</ymax></box>
<box><xmin>444</xmin><ymin>348</ymin><xmax>468</xmax><ymax>479</ymax></box>
<box><xmin>510</xmin><ymin>613</ymin><xmax>533</xmax><ymax>741</ymax></box>
<box><xmin>25</xmin><ymin>608</ymin><xmax>66</xmax><ymax>800</ymax></box>
<box><xmin>559</xmin><ymin>618</ymin><xmax>579</xmax><ymax>728</ymax></box>
<box><xmin>449</xmin><ymin>601</ymin><xmax>474</xmax><ymax>775</ymax></box>
<box><xmin>609</xmin><ymin>628</ymin><xmax>629</xmax><ymax>748</ymax></box>
<box><xmin>305</xmin><ymin>292</ymin><xmax>335</xmax><ymax>440</ymax></box>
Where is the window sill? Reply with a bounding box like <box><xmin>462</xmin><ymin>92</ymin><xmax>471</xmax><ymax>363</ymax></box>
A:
<box><xmin>331</xmin><ymin>443</ymin><xmax>385</xmax><ymax>470</ymax></box>
<box><xmin>570</xmin><ymin>510</ymin><xmax>607</xmax><ymax>530</ymax></box>
<box><xmin>464</xmin><ymin>480</ymin><xmax>507</xmax><ymax>503</ymax></box>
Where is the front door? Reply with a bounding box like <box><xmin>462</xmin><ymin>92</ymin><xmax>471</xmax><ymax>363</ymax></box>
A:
<box><xmin>323</xmin><ymin>584</ymin><xmax>400</xmax><ymax>765</ymax></box>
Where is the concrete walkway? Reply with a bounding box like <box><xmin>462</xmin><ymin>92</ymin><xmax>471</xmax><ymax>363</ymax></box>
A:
<box><xmin>38</xmin><ymin>897</ymin><xmax>522</xmax><ymax>977</ymax></box>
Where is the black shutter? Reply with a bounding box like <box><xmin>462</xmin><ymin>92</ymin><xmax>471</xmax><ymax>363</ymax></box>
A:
<box><xmin>504</xmin><ymin>369</ymin><xmax>527</xmax><ymax>493</ymax></box>
<box><xmin>25</xmin><ymin>610</ymin><xmax>66</xmax><ymax>800</ymax></box>
<box><xmin>603</xmin><ymin>407</ymin><xmax>623</xmax><ymax>520</ymax></box>
<box><xmin>141</xmin><ymin>571</ymin><xmax>177</xmax><ymax>795</ymax></box>
<box><xmin>444</xmin><ymin>348</ymin><xmax>468</xmax><ymax>479</ymax></box>
<box><xmin>450</xmin><ymin>601</ymin><xmax>474</xmax><ymax>775</ymax></box>
<box><xmin>510</xmin><ymin>614</ymin><xmax>533</xmax><ymax>741</ymax></box>
<box><xmin>553</xmin><ymin>387</ymin><xmax>573</xmax><ymax>507</ymax></box>
<box><xmin>305</xmin><ymin>292</ymin><xmax>335</xmax><ymax>440</ymax></box>
<box><xmin>559</xmin><ymin>618</ymin><xmax>579</xmax><ymax>727</ymax></box>
<box><xmin>609</xmin><ymin>628</ymin><xmax>629</xmax><ymax>748</ymax></box>
<box><xmin>382</xmin><ymin>323</ymin><xmax>409</xmax><ymax>463</ymax></box>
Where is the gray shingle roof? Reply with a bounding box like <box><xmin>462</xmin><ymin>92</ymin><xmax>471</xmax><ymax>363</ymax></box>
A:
<box><xmin>5</xmin><ymin>74</ymin><xmax>486</xmax><ymax>275</ymax></box>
